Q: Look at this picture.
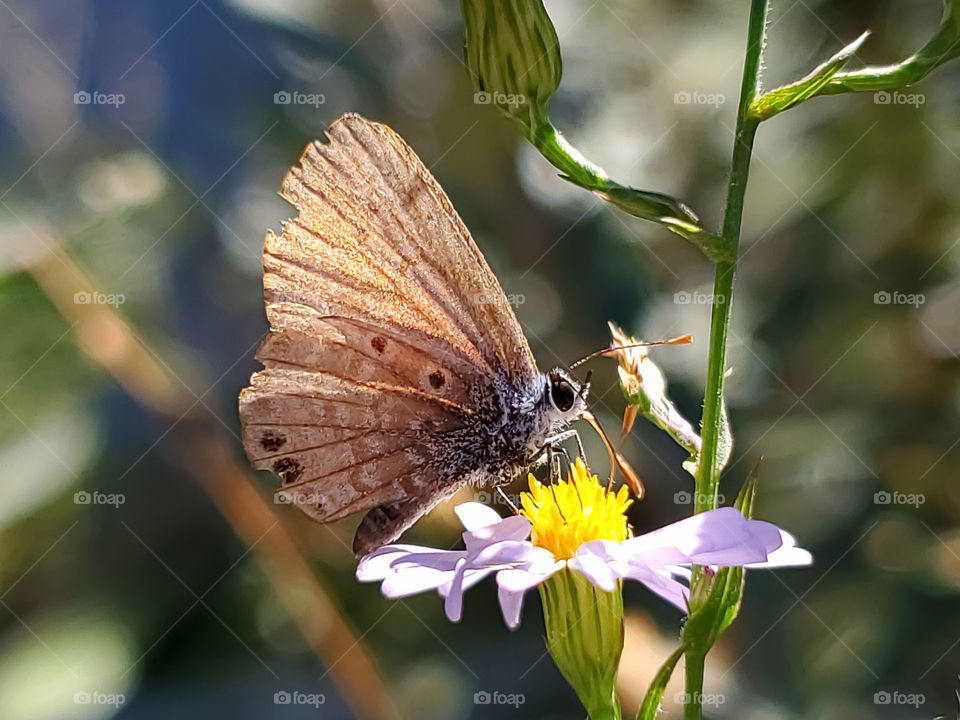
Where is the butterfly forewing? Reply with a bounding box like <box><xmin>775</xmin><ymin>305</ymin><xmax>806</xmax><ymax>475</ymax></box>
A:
<box><xmin>240</xmin><ymin>114</ymin><xmax>537</xmax><ymax>534</ymax></box>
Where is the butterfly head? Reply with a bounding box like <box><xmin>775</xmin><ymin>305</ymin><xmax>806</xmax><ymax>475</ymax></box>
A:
<box><xmin>546</xmin><ymin>368</ymin><xmax>588</xmax><ymax>421</ymax></box>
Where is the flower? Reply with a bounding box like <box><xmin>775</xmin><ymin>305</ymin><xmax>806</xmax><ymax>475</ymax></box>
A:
<box><xmin>357</xmin><ymin>460</ymin><xmax>811</xmax><ymax>629</ymax></box>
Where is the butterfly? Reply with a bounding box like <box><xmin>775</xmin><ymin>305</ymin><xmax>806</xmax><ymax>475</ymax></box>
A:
<box><xmin>239</xmin><ymin>113</ymin><xmax>592</xmax><ymax>557</ymax></box>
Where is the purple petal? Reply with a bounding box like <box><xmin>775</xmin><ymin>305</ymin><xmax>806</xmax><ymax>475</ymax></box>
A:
<box><xmin>495</xmin><ymin>563</ymin><xmax>563</xmax><ymax>629</ymax></box>
<box><xmin>454</xmin><ymin>502</ymin><xmax>502</xmax><ymax>531</ymax></box>
<box><xmin>623</xmin><ymin>508</ymin><xmax>781</xmax><ymax>567</ymax></box>
<box><xmin>382</xmin><ymin>564</ymin><xmax>457</xmax><ymax>598</ymax></box>
<box><xmin>357</xmin><ymin>544</ymin><xmax>447</xmax><ymax>582</ymax></box>
<box><xmin>463</xmin><ymin>515</ymin><xmax>532</xmax><ymax>553</ymax></box>
<box><xmin>621</xmin><ymin>565</ymin><xmax>690</xmax><ymax>612</ymax></box>
<box><xmin>497</xmin><ymin>586</ymin><xmax>526</xmax><ymax>630</ymax></box>
<box><xmin>443</xmin><ymin>540</ymin><xmax>543</xmax><ymax>622</ymax></box>
<box><xmin>570</xmin><ymin>541</ymin><xmax>622</xmax><ymax>592</ymax></box>
<box><xmin>391</xmin><ymin>551</ymin><xmax>464</xmax><ymax>573</ymax></box>
<box><xmin>444</xmin><ymin>559</ymin><xmax>469</xmax><ymax>621</ymax></box>
<box><xmin>747</xmin><ymin>530</ymin><xmax>813</xmax><ymax>568</ymax></box>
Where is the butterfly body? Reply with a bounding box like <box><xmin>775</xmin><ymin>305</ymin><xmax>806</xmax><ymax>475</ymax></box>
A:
<box><xmin>239</xmin><ymin>114</ymin><xmax>585</xmax><ymax>555</ymax></box>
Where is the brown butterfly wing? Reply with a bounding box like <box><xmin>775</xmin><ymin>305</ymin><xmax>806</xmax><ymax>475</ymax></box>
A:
<box><xmin>240</xmin><ymin>114</ymin><xmax>536</xmax><ymax>529</ymax></box>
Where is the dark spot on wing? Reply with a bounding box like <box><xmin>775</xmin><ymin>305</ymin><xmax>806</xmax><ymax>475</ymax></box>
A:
<box><xmin>273</xmin><ymin>457</ymin><xmax>303</xmax><ymax>484</ymax></box>
<box><xmin>260</xmin><ymin>432</ymin><xmax>287</xmax><ymax>452</ymax></box>
<box><xmin>428</xmin><ymin>370</ymin><xmax>445</xmax><ymax>389</ymax></box>
<box><xmin>371</xmin><ymin>336</ymin><xmax>387</xmax><ymax>353</ymax></box>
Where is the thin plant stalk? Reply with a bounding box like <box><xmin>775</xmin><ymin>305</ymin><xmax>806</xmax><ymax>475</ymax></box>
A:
<box><xmin>686</xmin><ymin>0</ymin><xmax>769</xmax><ymax>718</ymax></box>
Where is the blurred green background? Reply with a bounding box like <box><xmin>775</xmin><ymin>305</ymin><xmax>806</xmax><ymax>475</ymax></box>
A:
<box><xmin>0</xmin><ymin>1</ymin><xmax>958</xmax><ymax>718</ymax></box>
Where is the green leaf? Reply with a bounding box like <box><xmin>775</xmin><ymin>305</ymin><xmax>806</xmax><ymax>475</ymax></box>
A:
<box><xmin>748</xmin><ymin>31</ymin><xmax>870</xmax><ymax>120</ymax></box>
<box><xmin>823</xmin><ymin>0</ymin><xmax>960</xmax><ymax>94</ymax></box>
<box><xmin>636</xmin><ymin>646</ymin><xmax>684</xmax><ymax>720</ymax></box>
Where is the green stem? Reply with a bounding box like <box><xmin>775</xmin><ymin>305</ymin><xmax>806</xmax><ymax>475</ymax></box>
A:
<box><xmin>682</xmin><ymin>653</ymin><xmax>705</xmax><ymax>720</ymax></box>
<box><xmin>685</xmin><ymin>0</ymin><xmax>768</xmax><ymax>717</ymax></box>
<box><xmin>695</xmin><ymin>0</ymin><xmax>767</xmax><ymax>515</ymax></box>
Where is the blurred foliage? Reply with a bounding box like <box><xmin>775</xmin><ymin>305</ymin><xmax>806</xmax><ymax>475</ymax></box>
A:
<box><xmin>0</xmin><ymin>1</ymin><xmax>958</xmax><ymax>719</ymax></box>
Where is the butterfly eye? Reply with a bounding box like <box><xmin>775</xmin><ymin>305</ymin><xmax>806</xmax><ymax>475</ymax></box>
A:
<box><xmin>549</xmin><ymin>374</ymin><xmax>577</xmax><ymax>412</ymax></box>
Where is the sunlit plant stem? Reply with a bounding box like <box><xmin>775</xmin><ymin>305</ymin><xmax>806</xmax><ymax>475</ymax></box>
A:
<box><xmin>686</xmin><ymin>1</ymin><xmax>769</xmax><ymax>719</ymax></box>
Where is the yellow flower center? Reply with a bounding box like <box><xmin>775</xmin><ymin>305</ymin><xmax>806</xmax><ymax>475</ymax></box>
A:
<box><xmin>519</xmin><ymin>458</ymin><xmax>633</xmax><ymax>560</ymax></box>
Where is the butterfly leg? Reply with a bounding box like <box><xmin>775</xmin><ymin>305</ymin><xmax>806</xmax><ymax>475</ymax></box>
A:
<box><xmin>544</xmin><ymin>428</ymin><xmax>585</xmax><ymax>462</ymax></box>
<box><xmin>496</xmin><ymin>487</ymin><xmax>519</xmax><ymax>513</ymax></box>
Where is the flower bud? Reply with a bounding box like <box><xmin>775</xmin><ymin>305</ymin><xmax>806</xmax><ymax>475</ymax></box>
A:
<box><xmin>539</xmin><ymin>569</ymin><xmax>624</xmax><ymax>720</ymax></box>
<box><xmin>462</xmin><ymin>0</ymin><xmax>562</xmax><ymax>131</ymax></box>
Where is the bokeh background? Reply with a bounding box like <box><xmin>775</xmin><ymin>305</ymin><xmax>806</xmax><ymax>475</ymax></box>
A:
<box><xmin>1</xmin><ymin>0</ymin><xmax>958</xmax><ymax>718</ymax></box>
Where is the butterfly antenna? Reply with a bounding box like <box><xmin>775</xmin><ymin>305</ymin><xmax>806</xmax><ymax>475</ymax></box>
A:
<box><xmin>578</xmin><ymin>369</ymin><xmax>593</xmax><ymax>401</ymax></box>
<box><xmin>584</xmin><ymin>410</ymin><xmax>645</xmax><ymax>499</ymax></box>
<box><xmin>569</xmin><ymin>334</ymin><xmax>693</xmax><ymax>371</ymax></box>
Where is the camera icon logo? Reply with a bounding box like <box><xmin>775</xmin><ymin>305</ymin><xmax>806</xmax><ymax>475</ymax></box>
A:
<box><xmin>74</xmin><ymin>491</ymin><xmax>92</xmax><ymax>505</ymax></box>
<box><xmin>874</xmin><ymin>91</ymin><xmax>891</xmax><ymax>105</ymax></box>
<box><xmin>473</xmin><ymin>91</ymin><xmax>492</xmax><ymax>105</ymax></box>
<box><xmin>674</xmin><ymin>91</ymin><xmax>692</xmax><ymax>105</ymax></box>
<box><xmin>74</xmin><ymin>91</ymin><xmax>91</xmax><ymax>105</ymax></box>
<box><xmin>273</xmin><ymin>91</ymin><xmax>291</xmax><ymax>105</ymax></box>
<box><xmin>74</xmin><ymin>691</ymin><xmax>92</xmax><ymax>705</ymax></box>
<box><xmin>474</xmin><ymin>690</ymin><xmax>492</xmax><ymax>705</ymax></box>
<box><xmin>674</xmin><ymin>291</ymin><xmax>691</xmax><ymax>305</ymax></box>
<box><xmin>874</xmin><ymin>291</ymin><xmax>891</xmax><ymax>305</ymax></box>
<box><xmin>74</xmin><ymin>291</ymin><xmax>92</xmax><ymax>304</ymax></box>
<box><xmin>674</xmin><ymin>490</ymin><xmax>692</xmax><ymax>504</ymax></box>
<box><xmin>874</xmin><ymin>691</ymin><xmax>891</xmax><ymax>704</ymax></box>
<box><xmin>873</xmin><ymin>490</ymin><xmax>891</xmax><ymax>505</ymax></box>
<box><xmin>274</xmin><ymin>691</ymin><xmax>292</xmax><ymax>705</ymax></box>
<box><xmin>273</xmin><ymin>491</ymin><xmax>292</xmax><ymax>505</ymax></box>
